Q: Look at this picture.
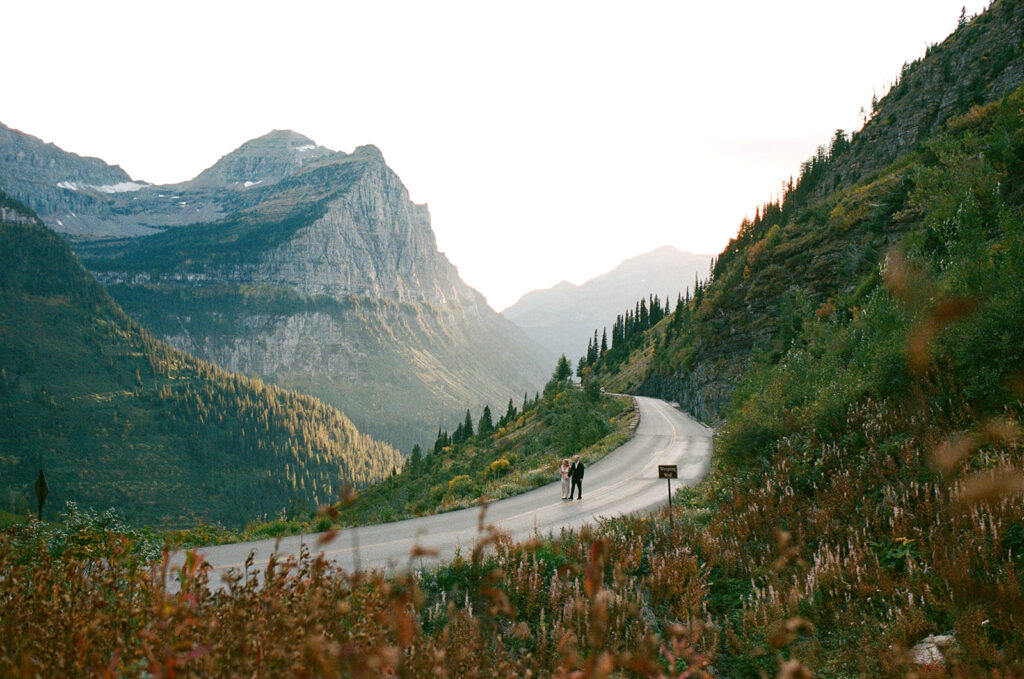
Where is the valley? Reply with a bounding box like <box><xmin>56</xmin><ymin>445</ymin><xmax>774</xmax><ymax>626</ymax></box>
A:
<box><xmin>3</xmin><ymin>1</ymin><xmax>1024</xmax><ymax>675</ymax></box>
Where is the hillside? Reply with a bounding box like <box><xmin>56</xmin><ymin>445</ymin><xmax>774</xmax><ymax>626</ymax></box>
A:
<box><xmin>0</xmin><ymin>194</ymin><xmax>401</xmax><ymax>528</ymax></box>
<box><xmin>578</xmin><ymin>2</ymin><xmax>1024</xmax><ymax>672</ymax></box>
<box><xmin>0</xmin><ymin>129</ymin><xmax>551</xmax><ymax>451</ymax></box>
<box><xmin>587</xmin><ymin>0</ymin><xmax>1024</xmax><ymax>422</ymax></box>
<box><xmin>502</xmin><ymin>246</ymin><xmax>712</xmax><ymax>363</ymax></box>
<box><xmin>337</xmin><ymin>373</ymin><xmax>635</xmax><ymax>526</ymax></box>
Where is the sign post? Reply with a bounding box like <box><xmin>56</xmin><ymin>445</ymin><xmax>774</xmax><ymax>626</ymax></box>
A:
<box><xmin>34</xmin><ymin>469</ymin><xmax>48</xmax><ymax>521</ymax></box>
<box><xmin>658</xmin><ymin>465</ymin><xmax>678</xmax><ymax>529</ymax></box>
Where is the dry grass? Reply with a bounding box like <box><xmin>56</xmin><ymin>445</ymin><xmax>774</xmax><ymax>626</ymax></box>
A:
<box><xmin>1</xmin><ymin>506</ymin><xmax>717</xmax><ymax>678</ymax></box>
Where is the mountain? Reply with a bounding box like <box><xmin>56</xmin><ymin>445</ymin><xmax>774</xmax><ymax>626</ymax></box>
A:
<box><xmin>502</xmin><ymin>246</ymin><xmax>712</xmax><ymax>363</ymax></box>
<box><xmin>579</xmin><ymin>2</ymin><xmax>1024</xmax><ymax>672</ymax></box>
<box><xmin>0</xmin><ymin>193</ymin><xmax>401</xmax><ymax>527</ymax></box>
<box><xmin>589</xmin><ymin>0</ymin><xmax>1024</xmax><ymax>422</ymax></box>
<box><xmin>0</xmin><ymin>129</ymin><xmax>551</xmax><ymax>451</ymax></box>
<box><xmin>185</xmin><ymin>129</ymin><xmax>335</xmax><ymax>189</ymax></box>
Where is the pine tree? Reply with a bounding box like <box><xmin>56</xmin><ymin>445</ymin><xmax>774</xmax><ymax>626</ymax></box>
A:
<box><xmin>600</xmin><ymin>329</ymin><xmax>608</xmax><ymax>355</ymax></box>
<box><xmin>554</xmin><ymin>355</ymin><xmax>573</xmax><ymax>382</ymax></box>
<box><xmin>478</xmin><ymin>405</ymin><xmax>493</xmax><ymax>436</ymax></box>
<box><xmin>432</xmin><ymin>427</ymin><xmax>449</xmax><ymax>453</ymax></box>
<box><xmin>501</xmin><ymin>398</ymin><xmax>517</xmax><ymax>427</ymax></box>
<box><xmin>463</xmin><ymin>409</ymin><xmax>474</xmax><ymax>438</ymax></box>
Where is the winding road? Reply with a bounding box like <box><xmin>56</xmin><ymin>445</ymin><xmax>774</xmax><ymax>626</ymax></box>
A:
<box><xmin>169</xmin><ymin>396</ymin><xmax>712</xmax><ymax>587</ymax></box>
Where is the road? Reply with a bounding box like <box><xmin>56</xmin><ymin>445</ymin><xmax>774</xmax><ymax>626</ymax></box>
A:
<box><xmin>168</xmin><ymin>396</ymin><xmax>712</xmax><ymax>587</ymax></box>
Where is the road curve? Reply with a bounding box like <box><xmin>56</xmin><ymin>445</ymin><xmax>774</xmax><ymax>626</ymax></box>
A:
<box><xmin>169</xmin><ymin>396</ymin><xmax>712</xmax><ymax>586</ymax></box>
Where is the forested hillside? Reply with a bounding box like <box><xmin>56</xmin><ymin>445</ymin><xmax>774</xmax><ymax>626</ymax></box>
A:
<box><xmin>585</xmin><ymin>0</ymin><xmax>1024</xmax><ymax>422</ymax></box>
<box><xmin>574</xmin><ymin>4</ymin><xmax>1024</xmax><ymax>672</ymax></box>
<box><xmin>338</xmin><ymin>361</ymin><xmax>634</xmax><ymax>526</ymax></box>
<box><xmin>0</xmin><ymin>196</ymin><xmax>401</xmax><ymax>527</ymax></box>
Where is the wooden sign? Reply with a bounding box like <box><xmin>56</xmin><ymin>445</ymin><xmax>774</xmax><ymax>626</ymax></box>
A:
<box><xmin>658</xmin><ymin>465</ymin><xmax>678</xmax><ymax>479</ymax></box>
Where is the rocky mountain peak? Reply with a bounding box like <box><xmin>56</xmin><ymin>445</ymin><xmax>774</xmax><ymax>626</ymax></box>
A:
<box><xmin>0</xmin><ymin>121</ymin><xmax>132</xmax><ymax>187</ymax></box>
<box><xmin>186</xmin><ymin>129</ymin><xmax>338</xmax><ymax>189</ymax></box>
<box><xmin>351</xmin><ymin>144</ymin><xmax>385</xmax><ymax>162</ymax></box>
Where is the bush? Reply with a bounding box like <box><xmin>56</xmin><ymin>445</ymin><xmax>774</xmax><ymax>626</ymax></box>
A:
<box><xmin>488</xmin><ymin>458</ymin><xmax>511</xmax><ymax>477</ymax></box>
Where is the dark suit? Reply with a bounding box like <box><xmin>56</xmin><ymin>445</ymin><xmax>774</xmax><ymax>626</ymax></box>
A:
<box><xmin>569</xmin><ymin>460</ymin><xmax>585</xmax><ymax>499</ymax></box>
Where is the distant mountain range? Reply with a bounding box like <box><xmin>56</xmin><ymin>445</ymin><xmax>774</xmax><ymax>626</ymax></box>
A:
<box><xmin>0</xmin><ymin>193</ymin><xmax>401</xmax><ymax>527</ymax></box>
<box><xmin>502</xmin><ymin>246</ymin><xmax>713</xmax><ymax>363</ymax></box>
<box><xmin>0</xmin><ymin>126</ymin><xmax>551</xmax><ymax>451</ymax></box>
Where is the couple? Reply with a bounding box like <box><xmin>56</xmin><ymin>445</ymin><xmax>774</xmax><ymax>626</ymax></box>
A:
<box><xmin>559</xmin><ymin>455</ymin><xmax>584</xmax><ymax>500</ymax></box>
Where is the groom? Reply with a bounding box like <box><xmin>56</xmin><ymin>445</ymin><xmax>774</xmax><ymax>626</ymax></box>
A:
<box><xmin>569</xmin><ymin>454</ymin><xmax>585</xmax><ymax>500</ymax></box>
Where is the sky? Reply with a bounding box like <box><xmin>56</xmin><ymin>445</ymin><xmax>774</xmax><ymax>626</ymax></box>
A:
<box><xmin>1</xmin><ymin>0</ymin><xmax>992</xmax><ymax>311</ymax></box>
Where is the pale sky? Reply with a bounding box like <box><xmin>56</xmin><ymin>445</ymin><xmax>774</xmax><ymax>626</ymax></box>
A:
<box><xmin>1</xmin><ymin>1</ymin><xmax>991</xmax><ymax>310</ymax></box>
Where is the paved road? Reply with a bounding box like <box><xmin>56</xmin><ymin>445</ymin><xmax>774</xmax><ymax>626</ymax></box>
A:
<box><xmin>168</xmin><ymin>396</ymin><xmax>712</xmax><ymax>587</ymax></box>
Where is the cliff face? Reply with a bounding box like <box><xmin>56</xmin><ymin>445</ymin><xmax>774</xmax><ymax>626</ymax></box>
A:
<box><xmin>254</xmin><ymin>146</ymin><xmax>482</xmax><ymax>308</ymax></box>
<box><xmin>2</xmin><ymin>131</ymin><xmax>552</xmax><ymax>451</ymax></box>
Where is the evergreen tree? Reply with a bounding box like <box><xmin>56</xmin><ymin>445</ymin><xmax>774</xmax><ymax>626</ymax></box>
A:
<box><xmin>463</xmin><ymin>409</ymin><xmax>474</xmax><ymax>438</ymax></box>
<box><xmin>409</xmin><ymin>444</ymin><xmax>422</xmax><ymax>471</ymax></box>
<box><xmin>577</xmin><ymin>356</ymin><xmax>586</xmax><ymax>378</ymax></box>
<box><xmin>478</xmin><ymin>405</ymin><xmax>493</xmax><ymax>436</ymax></box>
<box><xmin>600</xmin><ymin>329</ymin><xmax>608</xmax><ymax>356</ymax></box>
<box><xmin>554</xmin><ymin>355</ymin><xmax>573</xmax><ymax>382</ymax></box>
<box><xmin>500</xmin><ymin>398</ymin><xmax>517</xmax><ymax>427</ymax></box>
<box><xmin>432</xmin><ymin>427</ymin><xmax>449</xmax><ymax>454</ymax></box>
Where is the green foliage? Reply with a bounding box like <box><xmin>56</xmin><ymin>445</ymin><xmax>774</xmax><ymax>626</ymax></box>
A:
<box><xmin>3</xmin><ymin>501</ymin><xmax>162</xmax><ymax>568</ymax></box>
<box><xmin>553</xmin><ymin>354</ymin><xmax>573</xmax><ymax>382</ymax></box>
<box><xmin>336</xmin><ymin>380</ymin><xmax>634</xmax><ymax>525</ymax></box>
<box><xmin>595</xmin><ymin>79</ymin><xmax>1024</xmax><ymax>673</ymax></box>
<box><xmin>0</xmin><ymin>217</ymin><xmax>401</xmax><ymax>528</ymax></box>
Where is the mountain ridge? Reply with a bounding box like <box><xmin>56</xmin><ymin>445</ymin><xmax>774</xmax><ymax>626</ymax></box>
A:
<box><xmin>0</xmin><ymin>127</ymin><xmax>551</xmax><ymax>451</ymax></box>
<box><xmin>503</xmin><ymin>246</ymin><xmax>712</xmax><ymax>363</ymax></box>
